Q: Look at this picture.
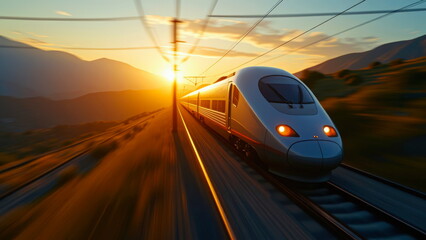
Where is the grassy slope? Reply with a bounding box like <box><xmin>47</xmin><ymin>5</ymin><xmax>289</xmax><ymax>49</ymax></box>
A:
<box><xmin>305</xmin><ymin>57</ymin><xmax>426</xmax><ymax>192</ymax></box>
<box><xmin>0</xmin><ymin>111</ymin><xmax>159</xmax><ymax>166</ymax></box>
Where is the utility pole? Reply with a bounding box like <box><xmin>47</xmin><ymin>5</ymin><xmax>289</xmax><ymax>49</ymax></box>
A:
<box><xmin>171</xmin><ymin>18</ymin><xmax>182</xmax><ymax>132</ymax></box>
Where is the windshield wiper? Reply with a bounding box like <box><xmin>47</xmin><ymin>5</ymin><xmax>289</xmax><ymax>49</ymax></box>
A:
<box><xmin>297</xmin><ymin>85</ymin><xmax>304</xmax><ymax>108</ymax></box>
<box><xmin>267</xmin><ymin>84</ymin><xmax>293</xmax><ymax>108</ymax></box>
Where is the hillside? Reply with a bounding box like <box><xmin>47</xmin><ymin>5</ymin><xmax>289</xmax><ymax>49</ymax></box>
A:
<box><xmin>301</xmin><ymin>56</ymin><xmax>426</xmax><ymax>191</ymax></box>
<box><xmin>295</xmin><ymin>34</ymin><xmax>426</xmax><ymax>75</ymax></box>
<box><xmin>0</xmin><ymin>36</ymin><xmax>170</xmax><ymax>99</ymax></box>
<box><xmin>0</xmin><ymin>89</ymin><xmax>170</xmax><ymax>132</ymax></box>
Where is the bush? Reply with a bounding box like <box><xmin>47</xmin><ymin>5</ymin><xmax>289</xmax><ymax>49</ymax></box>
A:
<box><xmin>335</xmin><ymin>69</ymin><xmax>351</xmax><ymax>79</ymax></box>
<box><xmin>90</xmin><ymin>140</ymin><xmax>119</xmax><ymax>159</ymax></box>
<box><xmin>389</xmin><ymin>58</ymin><xmax>405</xmax><ymax>66</ymax></box>
<box><xmin>300</xmin><ymin>70</ymin><xmax>325</xmax><ymax>88</ymax></box>
<box><xmin>344</xmin><ymin>73</ymin><xmax>364</xmax><ymax>86</ymax></box>
<box><xmin>56</xmin><ymin>165</ymin><xmax>78</xmax><ymax>188</ymax></box>
<box><xmin>368</xmin><ymin>61</ymin><xmax>382</xmax><ymax>69</ymax></box>
<box><xmin>387</xmin><ymin>69</ymin><xmax>426</xmax><ymax>89</ymax></box>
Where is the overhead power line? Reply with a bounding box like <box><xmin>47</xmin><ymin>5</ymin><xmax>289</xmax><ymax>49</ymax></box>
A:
<box><xmin>179</xmin><ymin>0</ymin><xmax>219</xmax><ymax>64</ymax></box>
<box><xmin>0</xmin><ymin>45</ymin><xmax>158</xmax><ymax>50</ymax></box>
<box><xmin>210</xmin><ymin>0</ymin><xmax>366</xmax><ymax>79</ymax></box>
<box><xmin>2</xmin><ymin>8</ymin><xmax>424</xmax><ymax>22</ymax></box>
<box><xmin>257</xmin><ymin>0</ymin><xmax>426</xmax><ymax>66</ymax></box>
<box><xmin>209</xmin><ymin>8</ymin><xmax>426</xmax><ymax>18</ymax></box>
<box><xmin>200</xmin><ymin>0</ymin><xmax>284</xmax><ymax>76</ymax></box>
<box><xmin>0</xmin><ymin>16</ymin><xmax>142</xmax><ymax>21</ymax></box>
<box><xmin>133</xmin><ymin>0</ymin><xmax>171</xmax><ymax>63</ymax></box>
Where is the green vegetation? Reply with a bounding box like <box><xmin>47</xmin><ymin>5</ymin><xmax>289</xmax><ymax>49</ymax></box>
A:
<box><xmin>310</xmin><ymin>57</ymin><xmax>426</xmax><ymax>192</ymax></box>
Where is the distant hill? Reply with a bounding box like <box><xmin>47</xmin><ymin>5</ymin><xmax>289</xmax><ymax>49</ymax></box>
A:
<box><xmin>0</xmin><ymin>89</ymin><xmax>170</xmax><ymax>132</ymax></box>
<box><xmin>0</xmin><ymin>36</ymin><xmax>170</xmax><ymax>99</ymax></box>
<box><xmin>296</xmin><ymin>34</ymin><xmax>426</xmax><ymax>75</ymax></box>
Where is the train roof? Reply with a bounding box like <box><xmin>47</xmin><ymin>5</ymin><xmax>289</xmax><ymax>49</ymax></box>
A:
<box><xmin>181</xmin><ymin>66</ymin><xmax>297</xmax><ymax>98</ymax></box>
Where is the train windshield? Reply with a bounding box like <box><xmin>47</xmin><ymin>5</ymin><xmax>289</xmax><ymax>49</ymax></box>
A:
<box><xmin>259</xmin><ymin>76</ymin><xmax>314</xmax><ymax>104</ymax></box>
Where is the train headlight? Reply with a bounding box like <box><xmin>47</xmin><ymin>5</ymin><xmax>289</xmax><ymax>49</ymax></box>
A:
<box><xmin>323</xmin><ymin>125</ymin><xmax>338</xmax><ymax>137</ymax></box>
<box><xmin>276</xmin><ymin>125</ymin><xmax>299</xmax><ymax>137</ymax></box>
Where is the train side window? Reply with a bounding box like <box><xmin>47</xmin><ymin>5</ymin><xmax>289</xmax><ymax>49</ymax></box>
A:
<box><xmin>218</xmin><ymin>100</ymin><xmax>226</xmax><ymax>112</ymax></box>
<box><xmin>212</xmin><ymin>100</ymin><xmax>218</xmax><ymax>110</ymax></box>
<box><xmin>232</xmin><ymin>87</ymin><xmax>240</xmax><ymax>107</ymax></box>
<box><xmin>201</xmin><ymin>100</ymin><xmax>210</xmax><ymax>108</ymax></box>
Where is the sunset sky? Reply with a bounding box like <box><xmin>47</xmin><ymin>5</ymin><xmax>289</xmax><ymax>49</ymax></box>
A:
<box><xmin>1</xmin><ymin>0</ymin><xmax>425</xmax><ymax>85</ymax></box>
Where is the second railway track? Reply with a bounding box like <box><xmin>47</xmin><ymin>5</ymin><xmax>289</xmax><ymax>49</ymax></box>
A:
<box><xmin>0</xmin><ymin>113</ymin><xmax>156</xmax><ymax>204</ymax></box>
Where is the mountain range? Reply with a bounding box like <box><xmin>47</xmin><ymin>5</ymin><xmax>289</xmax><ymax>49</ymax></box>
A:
<box><xmin>296</xmin><ymin>34</ymin><xmax>426</xmax><ymax>75</ymax></box>
<box><xmin>0</xmin><ymin>36</ymin><xmax>169</xmax><ymax>99</ymax></box>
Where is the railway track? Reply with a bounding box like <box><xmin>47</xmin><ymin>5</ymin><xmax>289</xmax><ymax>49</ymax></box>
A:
<box><xmin>242</xmin><ymin>157</ymin><xmax>425</xmax><ymax>239</ymax></box>
<box><xmin>184</xmin><ymin>110</ymin><xmax>425</xmax><ymax>239</ymax></box>
<box><xmin>339</xmin><ymin>163</ymin><xmax>426</xmax><ymax>199</ymax></box>
<box><xmin>0</xmin><ymin>113</ymin><xmax>155</xmax><ymax>203</ymax></box>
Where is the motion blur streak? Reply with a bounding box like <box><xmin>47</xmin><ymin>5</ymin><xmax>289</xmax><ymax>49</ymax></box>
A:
<box><xmin>178</xmin><ymin>108</ymin><xmax>236</xmax><ymax>240</ymax></box>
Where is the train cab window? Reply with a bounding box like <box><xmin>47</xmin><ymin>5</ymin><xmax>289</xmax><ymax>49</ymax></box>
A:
<box><xmin>232</xmin><ymin>87</ymin><xmax>240</xmax><ymax>107</ymax></box>
<box><xmin>259</xmin><ymin>76</ymin><xmax>314</xmax><ymax>104</ymax></box>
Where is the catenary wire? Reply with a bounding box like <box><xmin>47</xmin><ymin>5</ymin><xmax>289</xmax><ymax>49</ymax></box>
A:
<box><xmin>179</xmin><ymin>0</ymin><xmax>219</xmax><ymax>64</ymax></box>
<box><xmin>0</xmin><ymin>45</ymin><xmax>158</xmax><ymax>50</ymax></box>
<box><xmin>256</xmin><ymin>0</ymin><xmax>426</xmax><ymax>66</ymax></box>
<box><xmin>209</xmin><ymin>0</ymin><xmax>366</xmax><ymax>79</ymax></box>
<box><xmin>1</xmin><ymin>8</ymin><xmax>424</xmax><ymax>22</ymax></box>
<box><xmin>199</xmin><ymin>0</ymin><xmax>284</xmax><ymax>76</ymax></box>
<box><xmin>208</xmin><ymin>8</ymin><xmax>426</xmax><ymax>18</ymax></box>
<box><xmin>134</xmin><ymin>0</ymin><xmax>171</xmax><ymax>63</ymax></box>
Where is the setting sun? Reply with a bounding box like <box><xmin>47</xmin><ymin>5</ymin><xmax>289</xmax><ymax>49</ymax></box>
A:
<box><xmin>163</xmin><ymin>69</ymin><xmax>174</xmax><ymax>82</ymax></box>
<box><xmin>163</xmin><ymin>69</ymin><xmax>184</xmax><ymax>83</ymax></box>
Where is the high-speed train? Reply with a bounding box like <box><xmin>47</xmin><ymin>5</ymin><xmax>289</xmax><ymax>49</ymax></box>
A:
<box><xmin>180</xmin><ymin>66</ymin><xmax>342</xmax><ymax>182</ymax></box>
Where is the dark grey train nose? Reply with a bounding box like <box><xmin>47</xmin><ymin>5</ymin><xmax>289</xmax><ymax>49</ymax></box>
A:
<box><xmin>287</xmin><ymin>140</ymin><xmax>342</xmax><ymax>171</ymax></box>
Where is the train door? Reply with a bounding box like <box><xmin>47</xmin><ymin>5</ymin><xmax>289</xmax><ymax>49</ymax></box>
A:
<box><xmin>227</xmin><ymin>84</ymin><xmax>233</xmax><ymax>133</ymax></box>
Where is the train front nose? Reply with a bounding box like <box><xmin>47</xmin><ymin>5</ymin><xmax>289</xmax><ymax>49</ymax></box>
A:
<box><xmin>287</xmin><ymin>140</ymin><xmax>342</xmax><ymax>171</ymax></box>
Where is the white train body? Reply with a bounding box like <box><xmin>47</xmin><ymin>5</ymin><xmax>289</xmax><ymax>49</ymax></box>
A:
<box><xmin>181</xmin><ymin>66</ymin><xmax>342</xmax><ymax>182</ymax></box>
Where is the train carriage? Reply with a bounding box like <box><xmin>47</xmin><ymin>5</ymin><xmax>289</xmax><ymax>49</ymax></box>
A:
<box><xmin>181</xmin><ymin>66</ymin><xmax>342</xmax><ymax>182</ymax></box>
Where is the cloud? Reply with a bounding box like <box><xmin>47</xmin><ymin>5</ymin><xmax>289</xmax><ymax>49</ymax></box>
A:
<box><xmin>135</xmin><ymin>15</ymin><xmax>379</xmax><ymax>59</ymax></box>
<box><xmin>55</xmin><ymin>10</ymin><xmax>72</xmax><ymax>16</ymax></box>
<box><xmin>182</xmin><ymin>19</ymin><xmax>378</xmax><ymax>58</ymax></box>
<box><xmin>29</xmin><ymin>32</ymin><xmax>48</xmax><ymax>38</ymax></box>
<box><xmin>21</xmin><ymin>38</ymin><xmax>54</xmax><ymax>47</ymax></box>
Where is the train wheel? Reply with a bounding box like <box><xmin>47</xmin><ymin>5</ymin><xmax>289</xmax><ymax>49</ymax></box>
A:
<box><xmin>243</xmin><ymin>142</ymin><xmax>267</xmax><ymax>169</ymax></box>
<box><xmin>242</xmin><ymin>143</ymin><xmax>255</xmax><ymax>161</ymax></box>
<box><xmin>232</xmin><ymin>137</ymin><xmax>243</xmax><ymax>151</ymax></box>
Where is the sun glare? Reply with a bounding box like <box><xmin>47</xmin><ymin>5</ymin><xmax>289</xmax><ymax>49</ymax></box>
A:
<box><xmin>163</xmin><ymin>69</ymin><xmax>183</xmax><ymax>83</ymax></box>
<box><xmin>163</xmin><ymin>69</ymin><xmax>174</xmax><ymax>82</ymax></box>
